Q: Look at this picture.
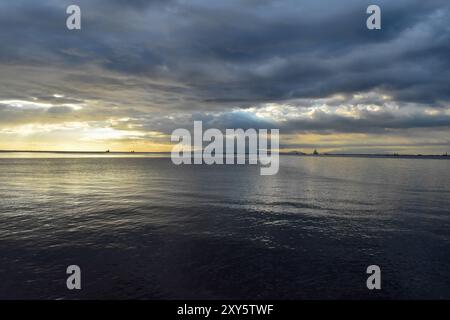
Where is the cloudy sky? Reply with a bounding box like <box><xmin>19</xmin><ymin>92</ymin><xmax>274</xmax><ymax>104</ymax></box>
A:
<box><xmin>1</xmin><ymin>0</ymin><xmax>449</xmax><ymax>153</ymax></box>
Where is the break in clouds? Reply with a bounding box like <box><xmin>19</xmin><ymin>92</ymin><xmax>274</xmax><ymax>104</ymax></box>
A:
<box><xmin>0</xmin><ymin>0</ymin><xmax>449</xmax><ymax>153</ymax></box>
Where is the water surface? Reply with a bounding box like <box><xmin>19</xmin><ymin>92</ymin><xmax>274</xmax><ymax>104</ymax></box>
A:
<box><xmin>0</xmin><ymin>155</ymin><xmax>449</xmax><ymax>299</ymax></box>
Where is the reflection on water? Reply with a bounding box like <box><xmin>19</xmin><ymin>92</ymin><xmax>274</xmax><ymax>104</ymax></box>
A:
<box><xmin>0</xmin><ymin>155</ymin><xmax>449</xmax><ymax>299</ymax></box>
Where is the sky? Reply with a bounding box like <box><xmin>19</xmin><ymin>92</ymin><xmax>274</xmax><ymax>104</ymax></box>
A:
<box><xmin>0</xmin><ymin>0</ymin><xmax>449</xmax><ymax>153</ymax></box>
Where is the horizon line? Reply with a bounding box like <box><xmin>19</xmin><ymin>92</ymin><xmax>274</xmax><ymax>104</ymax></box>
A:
<box><xmin>0</xmin><ymin>150</ymin><xmax>449</xmax><ymax>158</ymax></box>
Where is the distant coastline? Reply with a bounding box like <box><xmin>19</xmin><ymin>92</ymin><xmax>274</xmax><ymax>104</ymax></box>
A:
<box><xmin>284</xmin><ymin>153</ymin><xmax>450</xmax><ymax>160</ymax></box>
<box><xmin>0</xmin><ymin>150</ymin><xmax>166</xmax><ymax>154</ymax></box>
<box><xmin>0</xmin><ymin>150</ymin><xmax>449</xmax><ymax>160</ymax></box>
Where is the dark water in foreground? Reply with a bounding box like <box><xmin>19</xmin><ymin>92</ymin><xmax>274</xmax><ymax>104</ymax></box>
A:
<box><xmin>0</xmin><ymin>155</ymin><xmax>449</xmax><ymax>299</ymax></box>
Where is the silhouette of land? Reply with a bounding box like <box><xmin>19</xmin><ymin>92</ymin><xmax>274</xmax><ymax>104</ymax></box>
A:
<box><xmin>281</xmin><ymin>151</ymin><xmax>449</xmax><ymax>160</ymax></box>
<box><xmin>0</xmin><ymin>150</ymin><xmax>449</xmax><ymax>160</ymax></box>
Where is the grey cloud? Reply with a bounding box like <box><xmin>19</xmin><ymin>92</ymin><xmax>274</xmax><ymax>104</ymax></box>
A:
<box><xmin>282</xmin><ymin>111</ymin><xmax>450</xmax><ymax>134</ymax></box>
<box><xmin>0</xmin><ymin>0</ymin><xmax>450</xmax><ymax>139</ymax></box>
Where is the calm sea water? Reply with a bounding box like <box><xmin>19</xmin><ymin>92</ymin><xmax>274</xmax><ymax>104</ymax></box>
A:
<box><xmin>0</xmin><ymin>155</ymin><xmax>449</xmax><ymax>299</ymax></box>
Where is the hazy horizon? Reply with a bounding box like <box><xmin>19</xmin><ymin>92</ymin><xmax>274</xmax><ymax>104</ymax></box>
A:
<box><xmin>0</xmin><ymin>149</ymin><xmax>449</xmax><ymax>156</ymax></box>
<box><xmin>1</xmin><ymin>0</ymin><xmax>450</xmax><ymax>154</ymax></box>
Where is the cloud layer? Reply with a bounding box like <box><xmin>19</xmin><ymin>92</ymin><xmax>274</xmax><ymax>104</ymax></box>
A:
<box><xmin>0</xmin><ymin>0</ymin><xmax>449</xmax><ymax>152</ymax></box>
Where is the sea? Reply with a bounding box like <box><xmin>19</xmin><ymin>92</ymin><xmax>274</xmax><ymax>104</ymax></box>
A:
<box><xmin>0</xmin><ymin>153</ymin><xmax>449</xmax><ymax>299</ymax></box>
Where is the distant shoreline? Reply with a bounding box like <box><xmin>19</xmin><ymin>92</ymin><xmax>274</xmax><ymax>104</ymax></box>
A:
<box><xmin>286</xmin><ymin>153</ymin><xmax>450</xmax><ymax>160</ymax></box>
<box><xmin>0</xmin><ymin>150</ymin><xmax>449</xmax><ymax>160</ymax></box>
<box><xmin>0</xmin><ymin>150</ymin><xmax>166</xmax><ymax>154</ymax></box>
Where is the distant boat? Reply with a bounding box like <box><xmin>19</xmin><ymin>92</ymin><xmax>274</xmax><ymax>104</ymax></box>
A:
<box><xmin>106</xmin><ymin>149</ymin><xmax>110</xmax><ymax>153</ymax></box>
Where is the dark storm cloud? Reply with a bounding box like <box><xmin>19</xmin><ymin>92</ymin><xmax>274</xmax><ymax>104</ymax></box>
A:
<box><xmin>0</xmin><ymin>0</ymin><xmax>449</xmax><ymax>135</ymax></box>
<box><xmin>282</xmin><ymin>110</ymin><xmax>450</xmax><ymax>134</ymax></box>
<box><xmin>184</xmin><ymin>107</ymin><xmax>450</xmax><ymax>134</ymax></box>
